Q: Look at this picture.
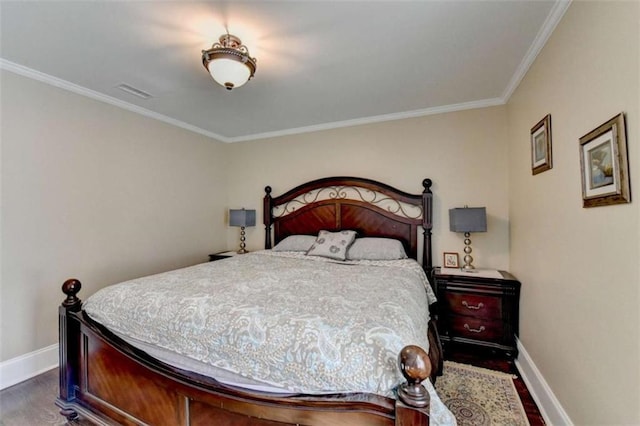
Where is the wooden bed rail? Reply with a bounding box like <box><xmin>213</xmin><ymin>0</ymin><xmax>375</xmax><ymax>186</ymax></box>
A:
<box><xmin>57</xmin><ymin>279</ymin><xmax>432</xmax><ymax>425</ymax></box>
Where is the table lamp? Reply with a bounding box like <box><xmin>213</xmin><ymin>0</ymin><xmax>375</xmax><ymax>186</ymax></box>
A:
<box><xmin>229</xmin><ymin>208</ymin><xmax>256</xmax><ymax>254</ymax></box>
<box><xmin>449</xmin><ymin>206</ymin><xmax>487</xmax><ymax>270</ymax></box>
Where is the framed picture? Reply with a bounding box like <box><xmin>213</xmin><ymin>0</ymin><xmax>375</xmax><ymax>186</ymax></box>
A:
<box><xmin>579</xmin><ymin>113</ymin><xmax>630</xmax><ymax>208</ymax></box>
<box><xmin>531</xmin><ymin>114</ymin><xmax>552</xmax><ymax>175</ymax></box>
<box><xmin>443</xmin><ymin>252</ymin><xmax>459</xmax><ymax>268</ymax></box>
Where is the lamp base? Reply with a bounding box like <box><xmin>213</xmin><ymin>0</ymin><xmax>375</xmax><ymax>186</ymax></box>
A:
<box><xmin>237</xmin><ymin>227</ymin><xmax>249</xmax><ymax>254</ymax></box>
<box><xmin>461</xmin><ymin>232</ymin><xmax>476</xmax><ymax>270</ymax></box>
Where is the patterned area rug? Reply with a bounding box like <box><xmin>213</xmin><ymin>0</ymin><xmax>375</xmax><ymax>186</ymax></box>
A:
<box><xmin>435</xmin><ymin>361</ymin><xmax>530</xmax><ymax>426</ymax></box>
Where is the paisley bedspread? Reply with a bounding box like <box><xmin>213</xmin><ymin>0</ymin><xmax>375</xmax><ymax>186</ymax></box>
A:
<box><xmin>84</xmin><ymin>250</ymin><xmax>438</xmax><ymax>397</ymax></box>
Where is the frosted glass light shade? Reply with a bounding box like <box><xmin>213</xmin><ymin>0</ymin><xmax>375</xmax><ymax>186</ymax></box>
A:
<box><xmin>208</xmin><ymin>58</ymin><xmax>251</xmax><ymax>90</ymax></box>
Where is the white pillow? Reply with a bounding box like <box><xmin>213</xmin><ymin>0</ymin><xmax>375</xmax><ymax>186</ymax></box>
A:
<box><xmin>346</xmin><ymin>237</ymin><xmax>408</xmax><ymax>260</ymax></box>
<box><xmin>306</xmin><ymin>230</ymin><xmax>357</xmax><ymax>261</ymax></box>
<box><xmin>272</xmin><ymin>235</ymin><xmax>317</xmax><ymax>252</ymax></box>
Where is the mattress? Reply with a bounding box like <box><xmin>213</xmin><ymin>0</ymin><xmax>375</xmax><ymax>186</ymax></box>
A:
<box><xmin>84</xmin><ymin>250</ymin><xmax>455</xmax><ymax>423</ymax></box>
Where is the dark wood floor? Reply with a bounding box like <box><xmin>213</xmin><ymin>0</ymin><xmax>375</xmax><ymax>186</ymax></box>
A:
<box><xmin>444</xmin><ymin>345</ymin><xmax>545</xmax><ymax>425</ymax></box>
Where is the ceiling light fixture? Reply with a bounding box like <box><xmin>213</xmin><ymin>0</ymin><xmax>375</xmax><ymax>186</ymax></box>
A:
<box><xmin>202</xmin><ymin>33</ymin><xmax>257</xmax><ymax>91</ymax></box>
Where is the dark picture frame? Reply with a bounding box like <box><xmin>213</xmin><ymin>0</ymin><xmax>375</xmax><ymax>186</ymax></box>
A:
<box><xmin>443</xmin><ymin>252</ymin><xmax>459</xmax><ymax>268</ymax></box>
<box><xmin>579</xmin><ymin>112</ymin><xmax>630</xmax><ymax>208</ymax></box>
<box><xmin>531</xmin><ymin>114</ymin><xmax>552</xmax><ymax>175</ymax></box>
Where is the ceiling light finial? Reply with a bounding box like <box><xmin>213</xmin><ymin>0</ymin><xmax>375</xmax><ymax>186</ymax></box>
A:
<box><xmin>202</xmin><ymin>33</ymin><xmax>257</xmax><ymax>90</ymax></box>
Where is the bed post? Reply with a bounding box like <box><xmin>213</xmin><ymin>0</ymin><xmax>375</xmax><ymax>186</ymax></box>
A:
<box><xmin>264</xmin><ymin>186</ymin><xmax>273</xmax><ymax>249</ymax></box>
<box><xmin>421</xmin><ymin>179</ymin><xmax>433</xmax><ymax>274</ymax></box>
<box><xmin>57</xmin><ymin>278</ymin><xmax>82</xmax><ymax>421</ymax></box>
<box><xmin>395</xmin><ymin>345</ymin><xmax>431</xmax><ymax>425</ymax></box>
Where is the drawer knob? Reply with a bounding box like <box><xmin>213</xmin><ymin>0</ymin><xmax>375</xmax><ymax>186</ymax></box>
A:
<box><xmin>464</xmin><ymin>324</ymin><xmax>486</xmax><ymax>333</ymax></box>
<box><xmin>462</xmin><ymin>300</ymin><xmax>484</xmax><ymax>310</ymax></box>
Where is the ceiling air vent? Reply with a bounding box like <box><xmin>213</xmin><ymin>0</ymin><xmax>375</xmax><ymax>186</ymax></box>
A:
<box><xmin>116</xmin><ymin>84</ymin><xmax>153</xmax><ymax>99</ymax></box>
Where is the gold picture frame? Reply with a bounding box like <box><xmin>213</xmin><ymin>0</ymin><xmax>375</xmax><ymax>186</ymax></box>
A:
<box><xmin>443</xmin><ymin>252</ymin><xmax>459</xmax><ymax>268</ymax></box>
<box><xmin>531</xmin><ymin>114</ymin><xmax>552</xmax><ymax>175</ymax></box>
<box><xmin>579</xmin><ymin>113</ymin><xmax>630</xmax><ymax>208</ymax></box>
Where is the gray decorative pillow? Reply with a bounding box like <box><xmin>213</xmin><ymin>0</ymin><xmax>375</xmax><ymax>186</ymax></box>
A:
<box><xmin>306</xmin><ymin>230</ymin><xmax>357</xmax><ymax>261</ymax></box>
<box><xmin>272</xmin><ymin>235</ymin><xmax>317</xmax><ymax>252</ymax></box>
<box><xmin>346</xmin><ymin>238</ymin><xmax>408</xmax><ymax>261</ymax></box>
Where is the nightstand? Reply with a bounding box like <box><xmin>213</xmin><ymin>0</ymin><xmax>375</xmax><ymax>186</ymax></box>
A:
<box><xmin>208</xmin><ymin>251</ymin><xmax>237</xmax><ymax>262</ymax></box>
<box><xmin>434</xmin><ymin>268</ymin><xmax>521</xmax><ymax>358</ymax></box>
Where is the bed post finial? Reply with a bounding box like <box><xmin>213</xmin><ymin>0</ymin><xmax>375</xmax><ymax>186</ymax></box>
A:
<box><xmin>397</xmin><ymin>345</ymin><xmax>431</xmax><ymax>409</ymax></box>
<box><xmin>264</xmin><ymin>186</ymin><xmax>273</xmax><ymax>249</ymax></box>
<box><xmin>62</xmin><ymin>278</ymin><xmax>82</xmax><ymax>309</ymax></box>
<box><xmin>422</xmin><ymin>178</ymin><xmax>432</xmax><ymax>193</ymax></box>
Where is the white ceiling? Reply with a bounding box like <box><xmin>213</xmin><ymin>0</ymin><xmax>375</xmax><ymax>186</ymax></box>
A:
<box><xmin>0</xmin><ymin>1</ymin><xmax>569</xmax><ymax>142</ymax></box>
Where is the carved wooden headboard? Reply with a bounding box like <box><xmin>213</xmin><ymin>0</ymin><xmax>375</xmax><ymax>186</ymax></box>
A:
<box><xmin>263</xmin><ymin>176</ymin><xmax>434</xmax><ymax>271</ymax></box>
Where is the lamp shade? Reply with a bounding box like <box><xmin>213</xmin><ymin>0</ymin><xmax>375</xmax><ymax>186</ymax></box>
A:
<box><xmin>449</xmin><ymin>207</ymin><xmax>487</xmax><ymax>233</ymax></box>
<box><xmin>208</xmin><ymin>58</ymin><xmax>252</xmax><ymax>89</ymax></box>
<box><xmin>229</xmin><ymin>209</ymin><xmax>256</xmax><ymax>227</ymax></box>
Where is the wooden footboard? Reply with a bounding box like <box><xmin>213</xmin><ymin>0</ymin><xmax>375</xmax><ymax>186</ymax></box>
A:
<box><xmin>57</xmin><ymin>280</ymin><xmax>437</xmax><ymax>426</ymax></box>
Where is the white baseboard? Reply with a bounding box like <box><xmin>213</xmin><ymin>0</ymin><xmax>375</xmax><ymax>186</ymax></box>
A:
<box><xmin>0</xmin><ymin>344</ymin><xmax>59</xmax><ymax>390</ymax></box>
<box><xmin>515</xmin><ymin>338</ymin><xmax>573</xmax><ymax>425</ymax></box>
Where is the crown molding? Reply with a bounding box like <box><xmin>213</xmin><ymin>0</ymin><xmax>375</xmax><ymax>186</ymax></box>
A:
<box><xmin>225</xmin><ymin>97</ymin><xmax>505</xmax><ymax>143</ymax></box>
<box><xmin>4</xmin><ymin>6</ymin><xmax>571</xmax><ymax>148</ymax></box>
<box><xmin>501</xmin><ymin>0</ymin><xmax>572</xmax><ymax>102</ymax></box>
<box><xmin>2</xmin><ymin>0</ymin><xmax>569</xmax><ymax>144</ymax></box>
<box><xmin>0</xmin><ymin>58</ymin><xmax>228</xmax><ymax>142</ymax></box>
<box><xmin>1</xmin><ymin>57</ymin><xmax>505</xmax><ymax>144</ymax></box>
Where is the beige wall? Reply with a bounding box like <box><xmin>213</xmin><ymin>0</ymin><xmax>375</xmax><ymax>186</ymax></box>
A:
<box><xmin>225</xmin><ymin>106</ymin><xmax>511</xmax><ymax>272</ymax></box>
<box><xmin>507</xmin><ymin>2</ymin><xmax>639</xmax><ymax>424</ymax></box>
<box><xmin>0</xmin><ymin>70</ymin><xmax>229</xmax><ymax>361</ymax></box>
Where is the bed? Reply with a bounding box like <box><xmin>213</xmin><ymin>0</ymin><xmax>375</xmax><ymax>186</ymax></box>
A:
<box><xmin>57</xmin><ymin>176</ymin><xmax>451</xmax><ymax>425</ymax></box>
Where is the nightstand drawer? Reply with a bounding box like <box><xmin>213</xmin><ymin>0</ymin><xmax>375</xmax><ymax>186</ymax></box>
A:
<box><xmin>434</xmin><ymin>269</ymin><xmax>521</xmax><ymax>358</ymax></box>
<box><xmin>449</xmin><ymin>316</ymin><xmax>504</xmax><ymax>342</ymax></box>
<box><xmin>443</xmin><ymin>292</ymin><xmax>502</xmax><ymax>320</ymax></box>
